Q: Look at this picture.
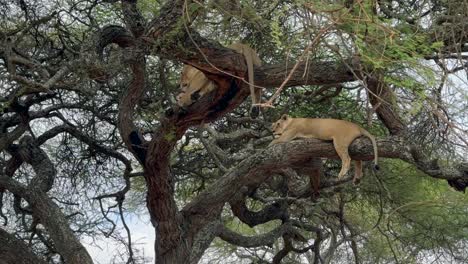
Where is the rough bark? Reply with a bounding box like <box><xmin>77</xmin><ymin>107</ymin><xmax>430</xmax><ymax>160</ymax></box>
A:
<box><xmin>0</xmin><ymin>228</ymin><xmax>47</xmax><ymax>264</ymax></box>
<box><xmin>217</xmin><ymin>222</ymin><xmax>306</xmax><ymax>248</ymax></box>
<box><xmin>0</xmin><ymin>136</ymin><xmax>93</xmax><ymax>264</ymax></box>
<box><xmin>230</xmin><ymin>198</ymin><xmax>289</xmax><ymax>228</ymax></box>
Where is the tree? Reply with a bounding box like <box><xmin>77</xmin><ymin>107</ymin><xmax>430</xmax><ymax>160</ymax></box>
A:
<box><xmin>0</xmin><ymin>0</ymin><xmax>467</xmax><ymax>263</ymax></box>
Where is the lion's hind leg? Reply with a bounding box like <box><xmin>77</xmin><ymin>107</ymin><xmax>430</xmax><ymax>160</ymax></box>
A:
<box><xmin>333</xmin><ymin>139</ymin><xmax>352</xmax><ymax>180</ymax></box>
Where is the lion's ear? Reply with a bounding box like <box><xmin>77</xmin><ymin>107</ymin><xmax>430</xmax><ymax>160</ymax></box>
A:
<box><xmin>281</xmin><ymin>114</ymin><xmax>289</xmax><ymax>120</ymax></box>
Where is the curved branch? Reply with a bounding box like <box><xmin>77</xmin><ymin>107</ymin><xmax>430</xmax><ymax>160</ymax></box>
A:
<box><xmin>121</xmin><ymin>0</ymin><xmax>146</xmax><ymax>37</ymax></box>
<box><xmin>217</xmin><ymin>222</ymin><xmax>305</xmax><ymax>248</ymax></box>
<box><xmin>0</xmin><ymin>123</ymin><xmax>27</xmax><ymax>152</ymax></box>
<box><xmin>0</xmin><ymin>144</ymin><xmax>93</xmax><ymax>264</ymax></box>
<box><xmin>97</xmin><ymin>25</ymin><xmax>135</xmax><ymax>55</ymax></box>
<box><xmin>229</xmin><ymin>199</ymin><xmax>289</xmax><ymax>228</ymax></box>
<box><xmin>0</xmin><ymin>228</ymin><xmax>47</xmax><ymax>264</ymax></box>
<box><xmin>116</xmin><ymin>47</ymin><xmax>148</xmax><ymax>164</ymax></box>
<box><xmin>272</xmin><ymin>236</ymin><xmax>293</xmax><ymax>264</ymax></box>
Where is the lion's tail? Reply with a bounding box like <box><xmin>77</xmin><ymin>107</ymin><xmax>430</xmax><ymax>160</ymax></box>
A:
<box><xmin>360</xmin><ymin>128</ymin><xmax>379</xmax><ymax>170</ymax></box>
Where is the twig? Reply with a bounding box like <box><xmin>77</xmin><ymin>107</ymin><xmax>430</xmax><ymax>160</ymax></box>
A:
<box><xmin>257</xmin><ymin>24</ymin><xmax>334</xmax><ymax>108</ymax></box>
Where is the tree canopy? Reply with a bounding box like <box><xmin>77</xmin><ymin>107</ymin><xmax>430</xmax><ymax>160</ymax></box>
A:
<box><xmin>0</xmin><ymin>0</ymin><xmax>467</xmax><ymax>263</ymax></box>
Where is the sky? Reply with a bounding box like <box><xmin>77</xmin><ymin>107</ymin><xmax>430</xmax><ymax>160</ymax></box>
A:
<box><xmin>83</xmin><ymin>215</ymin><xmax>155</xmax><ymax>264</ymax></box>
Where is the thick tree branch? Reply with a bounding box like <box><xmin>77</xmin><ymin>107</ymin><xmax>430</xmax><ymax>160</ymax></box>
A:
<box><xmin>217</xmin><ymin>222</ymin><xmax>306</xmax><ymax>248</ymax></box>
<box><xmin>229</xmin><ymin>198</ymin><xmax>289</xmax><ymax>228</ymax></box>
<box><xmin>183</xmin><ymin>136</ymin><xmax>467</xmax><ymax>227</ymax></box>
<box><xmin>117</xmin><ymin>46</ymin><xmax>148</xmax><ymax>164</ymax></box>
<box><xmin>101</xmin><ymin>26</ymin><xmax>184</xmax><ymax>263</ymax></box>
<box><xmin>366</xmin><ymin>74</ymin><xmax>405</xmax><ymax>135</ymax></box>
<box><xmin>189</xmin><ymin>220</ymin><xmax>220</xmax><ymax>264</ymax></box>
<box><xmin>272</xmin><ymin>236</ymin><xmax>293</xmax><ymax>264</ymax></box>
<box><xmin>0</xmin><ymin>123</ymin><xmax>28</xmax><ymax>152</ymax></box>
<box><xmin>12</xmin><ymin>136</ymin><xmax>56</xmax><ymax>193</ymax></box>
<box><xmin>0</xmin><ymin>135</ymin><xmax>93</xmax><ymax>263</ymax></box>
<box><xmin>141</xmin><ymin>0</ymin><xmax>358</xmax><ymax>94</ymax></box>
<box><xmin>121</xmin><ymin>0</ymin><xmax>146</xmax><ymax>37</ymax></box>
<box><xmin>0</xmin><ymin>228</ymin><xmax>47</xmax><ymax>264</ymax></box>
<box><xmin>204</xmin><ymin>125</ymin><xmax>265</xmax><ymax>145</ymax></box>
<box><xmin>198</xmin><ymin>135</ymin><xmax>229</xmax><ymax>172</ymax></box>
<box><xmin>0</xmin><ymin>174</ymin><xmax>92</xmax><ymax>264</ymax></box>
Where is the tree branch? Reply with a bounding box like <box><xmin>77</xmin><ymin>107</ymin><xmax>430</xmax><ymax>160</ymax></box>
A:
<box><xmin>217</xmin><ymin>222</ymin><xmax>306</xmax><ymax>248</ymax></box>
<box><xmin>0</xmin><ymin>135</ymin><xmax>93</xmax><ymax>263</ymax></box>
<box><xmin>0</xmin><ymin>123</ymin><xmax>27</xmax><ymax>152</ymax></box>
<box><xmin>0</xmin><ymin>174</ymin><xmax>92</xmax><ymax>264</ymax></box>
<box><xmin>366</xmin><ymin>74</ymin><xmax>405</xmax><ymax>135</ymax></box>
<box><xmin>0</xmin><ymin>228</ymin><xmax>47</xmax><ymax>264</ymax></box>
<box><xmin>229</xmin><ymin>197</ymin><xmax>289</xmax><ymax>228</ymax></box>
<box><xmin>36</xmin><ymin>124</ymin><xmax>132</xmax><ymax>168</ymax></box>
<box><xmin>183</xmin><ymin>136</ymin><xmax>467</xmax><ymax>229</ymax></box>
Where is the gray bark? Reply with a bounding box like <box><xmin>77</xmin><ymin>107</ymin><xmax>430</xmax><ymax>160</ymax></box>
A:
<box><xmin>0</xmin><ymin>136</ymin><xmax>93</xmax><ymax>264</ymax></box>
<box><xmin>0</xmin><ymin>228</ymin><xmax>47</xmax><ymax>264</ymax></box>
